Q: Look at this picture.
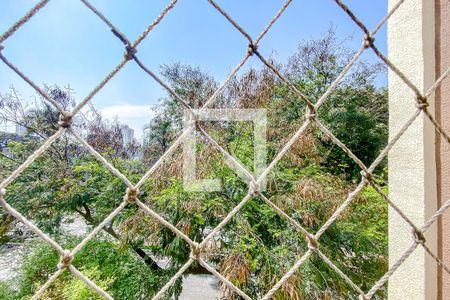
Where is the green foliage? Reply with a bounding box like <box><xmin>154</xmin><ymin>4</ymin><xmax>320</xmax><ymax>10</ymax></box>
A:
<box><xmin>0</xmin><ymin>282</ymin><xmax>14</xmax><ymax>300</ymax></box>
<box><xmin>8</xmin><ymin>238</ymin><xmax>179</xmax><ymax>300</ymax></box>
<box><xmin>318</xmin><ymin>87</ymin><xmax>388</xmax><ymax>179</ymax></box>
<box><xmin>0</xmin><ymin>29</ymin><xmax>390</xmax><ymax>299</ymax></box>
<box><xmin>61</xmin><ymin>268</ymin><xmax>110</xmax><ymax>300</ymax></box>
<box><xmin>213</xmin><ymin>177</ymin><xmax>388</xmax><ymax>299</ymax></box>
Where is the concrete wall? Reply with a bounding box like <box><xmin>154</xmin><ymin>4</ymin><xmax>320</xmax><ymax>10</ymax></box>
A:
<box><xmin>435</xmin><ymin>0</ymin><xmax>450</xmax><ymax>298</ymax></box>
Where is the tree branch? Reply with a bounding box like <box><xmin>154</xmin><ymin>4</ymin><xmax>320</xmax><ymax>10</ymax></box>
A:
<box><xmin>75</xmin><ymin>204</ymin><xmax>161</xmax><ymax>270</ymax></box>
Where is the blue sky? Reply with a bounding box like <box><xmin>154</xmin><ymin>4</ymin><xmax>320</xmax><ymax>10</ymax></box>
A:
<box><xmin>0</xmin><ymin>0</ymin><xmax>388</xmax><ymax>138</ymax></box>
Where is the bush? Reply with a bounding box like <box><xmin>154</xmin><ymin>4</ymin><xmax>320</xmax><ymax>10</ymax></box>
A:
<box><xmin>0</xmin><ymin>282</ymin><xmax>14</xmax><ymax>299</ymax></box>
<box><xmin>9</xmin><ymin>237</ymin><xmax>180</xmax><ymax>300</ymax></box>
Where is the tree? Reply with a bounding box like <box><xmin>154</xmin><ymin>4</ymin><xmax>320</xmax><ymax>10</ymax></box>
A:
<box><xmin>0</xmin><ymin>86</ymin><xmax>168</xmax><ymax>277</ymax></box>
<box><xmin>1</xmin><ymin>28</ymin><xmax>389</xmax><ymax>299</ymax></box>
<box><xmin>136</xmin><ymin>28</ymin><xmax>388</xmax><ymax>298</ymax></box>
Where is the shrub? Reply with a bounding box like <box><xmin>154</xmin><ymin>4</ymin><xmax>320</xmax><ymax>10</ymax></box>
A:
<box><xmin>10</xmin><ymin>237</ymin><xmax>180</xmax><ymax>300</ymax></box>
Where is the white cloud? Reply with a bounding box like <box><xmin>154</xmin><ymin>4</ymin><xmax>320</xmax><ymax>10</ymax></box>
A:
<box><xmin>100</xmin><ymin>104</ymin><xmax>155</xmax><ymax>140</ymax></box>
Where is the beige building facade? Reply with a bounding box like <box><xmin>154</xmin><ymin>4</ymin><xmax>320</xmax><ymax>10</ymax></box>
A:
<box><xmin>388</xmin><ymin>0</ymin><xmax>449</xmax><ymax>299</ymax></box>
<box><xmin>435</xmin><ymin>1</ymin><xmax>450</xmax><ymax>298</ymax></box>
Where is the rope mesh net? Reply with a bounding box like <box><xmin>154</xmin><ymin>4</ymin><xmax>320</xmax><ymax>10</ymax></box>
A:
<box><xmin>1</xmin><ymin>0</ymin><xmax>450</xmax><ymax>299</ymax></box>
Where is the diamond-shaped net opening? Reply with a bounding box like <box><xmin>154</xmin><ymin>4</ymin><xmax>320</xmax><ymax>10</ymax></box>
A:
<box><xmin>1</xmin><ymin>0</ymin><xmax>450</xmax><ymax>299</ymax></box>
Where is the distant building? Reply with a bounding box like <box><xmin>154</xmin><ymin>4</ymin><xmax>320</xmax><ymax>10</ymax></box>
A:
<box><xmin>120</xmin><ymin>124</ymin><xmax>134</xmax><ymax>146</ymax></box>
<box><xmin>15</xmin><ymin>124</ymin><xmax>26</xmax><ymax>136</ymax></box>
<box><xmin>143</xmin><ymin>127</ymin><xmax>150</xmax><ymax>147</ymax></box>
